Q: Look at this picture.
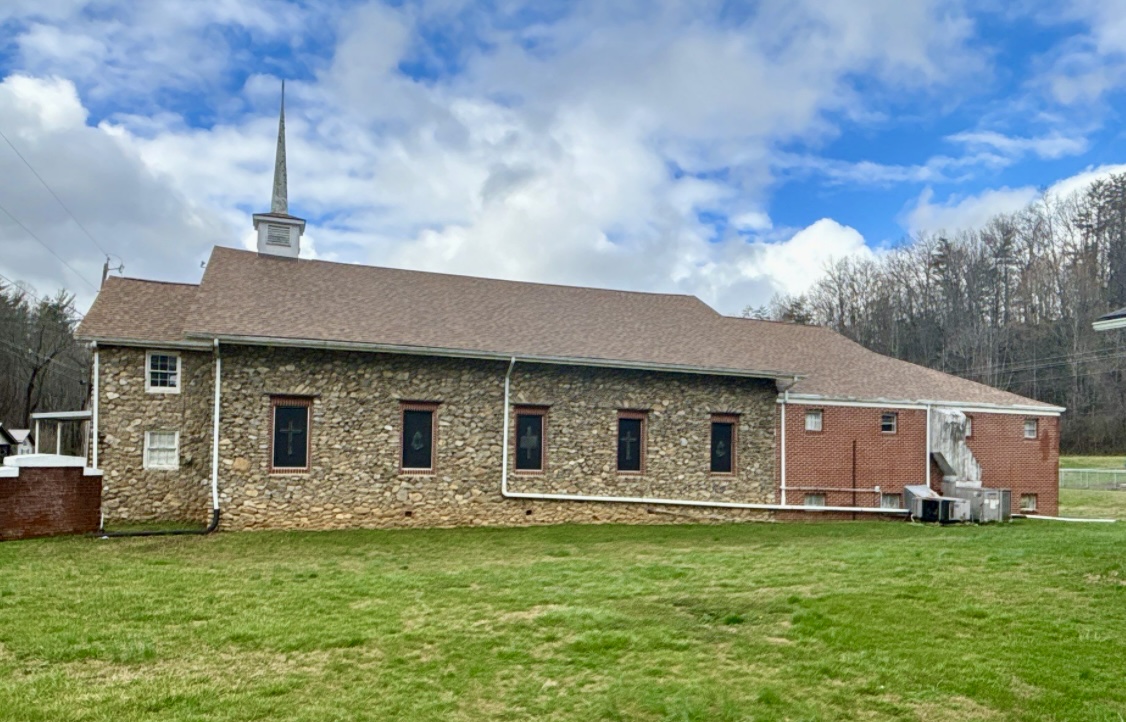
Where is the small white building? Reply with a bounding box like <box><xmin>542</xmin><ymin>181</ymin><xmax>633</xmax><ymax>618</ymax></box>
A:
<box><xmin>1093</xmin><ymin>307</ymin><xmax>1126</xmax><ymax>332</ymax></box>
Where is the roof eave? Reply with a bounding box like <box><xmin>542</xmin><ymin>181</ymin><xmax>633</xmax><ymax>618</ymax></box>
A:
<box><xmin>190</xmin><ymin>332</ymin><xmax>805</xmax><ymax>381</ymax></box>
<box><xmin>783</xmin><ymin>392</ymin><xmax>1065</xmax><ymax>416</ymax></box>
<box><xmin>1093</xmin><ymin>316</ymin><xmax>1126</xmax><ymax>332</ymax></box>
<box><xmin>76</xmin><ymin>335</ymin><xmax>213</xmax><ymax>350</ymax></box>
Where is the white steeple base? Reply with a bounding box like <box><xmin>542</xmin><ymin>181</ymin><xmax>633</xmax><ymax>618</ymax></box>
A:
<box><xmin>253</xmin><ymin>212</ymin><xmax>305</xmax><ymax>259</ymax></box>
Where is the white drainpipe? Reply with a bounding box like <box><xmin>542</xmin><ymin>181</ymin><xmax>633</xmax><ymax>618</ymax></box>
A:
<box><xmin>924</xmin><ymin>403</ymin><xmax>932</xmax><ymax>489</ymax></box>
<box><xmin>91</xmin><ymin>343</ymin><xmax>99</xmax><ymax>469</ymax></box>
<box><xmin>499</xmin><ymin>363</ymin><xmax>900</xmax><ymax>515</ymax></box>
<box><xmin>210</xmin><ymin>339</ymin><xmax>221</xmax><ymax>514</ymax></box>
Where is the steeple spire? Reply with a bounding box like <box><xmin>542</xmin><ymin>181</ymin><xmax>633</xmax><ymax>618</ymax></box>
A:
<box><xmin>271</xmin><ymin>80</ymin><xmax>288</xmax><ymax>214</ymax></box>
<box><xmin>253</xmin><ymin>79</ymin><xmax>305</xmax><ymax>259</ymax></box>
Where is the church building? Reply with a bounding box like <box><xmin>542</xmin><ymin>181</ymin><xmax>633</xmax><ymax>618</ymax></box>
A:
<box><xmin>75</xmin><ymin>93</ymin><xmax>1063</xmax><ymax>530</ymax></box>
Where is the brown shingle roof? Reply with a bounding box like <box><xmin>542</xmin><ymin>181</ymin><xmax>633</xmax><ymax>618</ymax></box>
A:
<box><xmin>77</xmin><ymin>277</ymin><xmax>200</xmax><ymax>344</ymax></box>
<box><xmin>77</xmin><ymin>246</ymin><xmax>1061</xmax><ymax>410</ymax></box>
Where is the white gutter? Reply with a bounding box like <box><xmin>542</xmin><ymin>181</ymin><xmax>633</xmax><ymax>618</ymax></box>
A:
<box><xmin>781</xmin><ymin>393</ymin><xmax>1065</xmax><ymax>416</ymax></box>
<box><xmin>209</xmin><ymin>339</ymin><xmax>221</xmax><ymax>513</ymax></box>
<box><xmin>74</xmin><ymin>336</ymin><xmax>212</xmax><ymax>351</ymax></box>
<box><xmin>499</xmin><ymin>362</ymin><xmax>902</xmax><ymax>515</ymax></box>
<box><xmin>91</xmin><ymin>343</ymin><xmax>99</xmax><ymax>469</ymax></box>
<box><xmin>1093</xmin><ymin>317</ymin><xmax>1126</xmax><ymax>332</ymax></box>
<box><xmin>199</xmin><ymin>333</ymin><xmax>803</xmax><ymax>382</ymax></box>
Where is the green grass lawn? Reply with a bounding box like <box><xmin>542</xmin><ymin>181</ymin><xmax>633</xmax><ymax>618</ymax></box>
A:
<box><xmin>2</xmin><ymin>522</ymin><xmax>1125</xmax><ymax>722</ymax></box>
<box><xmin>1059</xmin><ymin>455</ymin><xmax>1126</xmax><ymax>469</ymax></box>
<box><xmin>1059</xmin><ymin>488</ymin><xmax>1126</xmax><ymax>519</ymax></box>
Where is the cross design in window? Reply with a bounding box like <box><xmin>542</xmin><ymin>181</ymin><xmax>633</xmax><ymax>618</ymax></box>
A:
<box><xmin>519</xmin><ymin>426</ymin><xmax>539</xmax><ymax>461</ymax></box>
<box><xmin>279</xmin><ymin>419</ymin><xmax>304</xmax><ymax>455</ymax></box>
<box><xmin>714</xmin><ymin>439</ymin><xmax>727</xmax><ymax>457</ymax></box>
<box><xmin>621</xmin><ymin>429</ymin><xmax>637</xmax><ymax>461</ymax></box>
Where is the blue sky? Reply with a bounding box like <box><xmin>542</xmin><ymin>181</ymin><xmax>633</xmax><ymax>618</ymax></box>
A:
<box><xmin>2</xmin><ymin>1</ymin><xmax>1126</xmax><ymax>314</ymax></box>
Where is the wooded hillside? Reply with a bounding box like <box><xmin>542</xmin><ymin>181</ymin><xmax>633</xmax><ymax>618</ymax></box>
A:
<box><xmin>759</xmin><ymin>173</ymin><xmax>1126</xmax><ymax>454</ymax></box>
<box><xmin>0</xmin><ymin>282</ymin><xmax>88</xmax><ymax>430</ymax></box>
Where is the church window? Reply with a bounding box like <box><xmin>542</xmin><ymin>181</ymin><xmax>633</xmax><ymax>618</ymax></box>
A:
<box><xmin>617</xmin><ymin>411</ymin><xmax>647</xmax><ymax>473</ymax></box>
<box><xmin>514</xmin><ymin>407</ymin><xmax>547</xmax><ymax>472</ymax></box>
<box><xmin>401</xmin><ymin>402</ymin><xmax>439</xmax><ymax>472</ymax></box>
<box><xmin>270</xmin><ymin>397</ymin><xmax>312</xmax><ymax>472</ymax></box>
<box><xmin>710</xmin><ymin>414</ymin><xmax>738</xmax><ymax>474</ymax></box>
<box><xmin>143</xmin><ymin>430</ymin><xmax>179</xmax><ymax>470</ymax></box>
<box><xmin>145</xmin><ymin>351</ymin><xmax>180</xmax><ymax>393</ymax></box>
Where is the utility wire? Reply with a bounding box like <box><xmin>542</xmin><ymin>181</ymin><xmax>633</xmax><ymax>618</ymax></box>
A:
<box><xmin>0</xmin><ymin>337</ymin><xmax>88</xmax><ymax>383</ymax></box>
<box><xmin>0</xmin><ymin>271</ymin><xmax>85</xmax><ymax>319</ymax></box>
<box><xmin>0</xmin><ymin>200</ymin><xmax>100</xmax><ymax>292</ymax></box>
<box><xmin>0</xmin><ymin>126</ymin><xmax>111</xmax><ymax>258</ymax></box>
<box><xmin>956</xmin><ymin>346</ymin><xmax>1124</xmax><ymax>378</ymax></box>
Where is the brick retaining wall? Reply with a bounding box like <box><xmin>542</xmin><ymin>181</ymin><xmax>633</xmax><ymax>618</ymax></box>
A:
<box><xmin>0</xmin><ymin>466</ymin><xmax>102</xmax><ymax>541</ymax></box>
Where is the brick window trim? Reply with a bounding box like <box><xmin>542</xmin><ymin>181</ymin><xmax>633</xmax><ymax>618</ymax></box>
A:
<box><xmin>400</xmin><ymin>401</ymin><xmax>441</xmax><ymax>475</ymax></box>
<box><xmin>144</xmin><ymin>350</ymin><xmax>181</xmax><ymax>395</ymax></box>
<box><xmin>709</xmin><ymin>413</ymin><xmax>739</xmax><ymax>476</ymax></box>
<box><xmin>880</xmin><ymin>411</ymin><xmax>898</xmax><ymax>435</ymax></box>
<box><xmin>617</xmin><ymin>409</ymin><xmax>648</xmax><ymax>476</ymax></box>
<box><xmin>804</xmin><ymin>409</ymin><xmax>824</xmax><ymax>434</ymax></box>
<box><xmin>512</xmin><ymin>405</ymin><xmax>549</xmax><ymax>476</ymax></box>
<box><xmin>268</xmin><ymin>396</ymin><xmax>313</xmax><ymax>475</ymax></box>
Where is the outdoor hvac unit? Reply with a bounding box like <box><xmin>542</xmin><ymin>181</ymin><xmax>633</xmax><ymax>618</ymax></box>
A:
<box><xmin>942</xmin><ymin>484</ymin><xmax>1012</xmax><ymax>523</ymax></box>
<box><xmin>909</xmin><ymin>496</ymin><xmax>970</xmax><ymax>524</ymax></box>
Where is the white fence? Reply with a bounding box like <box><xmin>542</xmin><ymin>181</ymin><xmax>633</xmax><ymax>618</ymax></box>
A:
<box><xmin>1059</xmin><ymin>468</ymin><xmax>1126</xmax><ymax>490</ymax></box>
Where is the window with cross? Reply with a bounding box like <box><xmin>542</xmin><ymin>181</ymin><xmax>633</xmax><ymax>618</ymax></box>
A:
<box><xmin>617</xmin><ymin>411</ymin><xmax>647</xmax><ymax>474</ymax></box>
<box><xmin>270</xmin><ymin>397</ymin><xmax>312</xmax><ymax>472</ymax></box>
<box><xmin>514</xmin><ymin>407</ymin><xmax>547</xmax><ymax>472</ymax></box>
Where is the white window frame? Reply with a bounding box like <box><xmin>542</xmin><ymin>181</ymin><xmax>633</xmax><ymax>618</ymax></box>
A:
<box><xmin>145</xmin><ymin>351</ymin><xmax>181</xmax><ymax>394</ymax></box>
<box><xmin>964</xmin><ymin>415</ymin><xmax>973</xmax><ymax>438</ymax></box>
<box><xmin>880</xmin><ymin>412</ymin><xmax>898</xmax><ymax>434</ymax></box>
<box><xmin>1020</xmin><ymin>493</ymin><xmax>1038</xmax><ymax>511</ymax></box>
<box><xmin>804</xmin><ymin>493</ymin><xmax>826</xmax><ymax>507</ymax></box>
<box><xmin>881</xmin><ymin>493</ymin><xmax>903</xmax><ymax>509</ymax></box>
<box><xmin>1023</xmin><ymin>418</ymin><xmax>1038</xmax><ymax>439</ymax></box>
<box><xmin>805</xmin><ymin>409</ymin><xmax>823</xmax><ymax>432</ymax></box>
<box><xmin>143</xmin><ymin>430</ymin><xmax>180</xmax><ymax>470</ymax></box>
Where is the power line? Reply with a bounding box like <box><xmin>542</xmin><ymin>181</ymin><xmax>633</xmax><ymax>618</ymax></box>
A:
<box><xmin>0</xmin><ymin>199</ymin><xmax>100</xmax><ymax>292</ymax></box>
<box><xmin>956</xmin><ymin>346</ymin><xmax>1124</xmax><ymax>378</ymax></box>
<box><xmin>0</xmin><ymin>271</ymin><xmax>85</xmax><ymax>320</ymax></box>
<box><xmin>0</xmin><ymin>126</ymin><xmax>111</xmax><ymax>258</ymax></box>
<box><xmin>0</xmin><ymin>337</ymin><xmax>88</xmax><ymax>383</ymax></box>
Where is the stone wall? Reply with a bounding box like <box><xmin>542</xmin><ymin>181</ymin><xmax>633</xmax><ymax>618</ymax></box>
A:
<box><xmin>215</xmin><ymin>347</ymin><xmax>778</xmax><ymax>530</ymax></box>
<box><xmin>96</xmin><ymin>346</ymin><xmax>213</xmax><ymax>523</ymax></box>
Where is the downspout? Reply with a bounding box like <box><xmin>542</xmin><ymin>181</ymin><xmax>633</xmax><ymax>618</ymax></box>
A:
<box><xmin>499</xmin><ymin>369</ymin><xmax>901</xmax><ymax>515</ymax></box>
<box><xmin>501</xmin><ymin>357</ymin><xmax>517</xmax><ymax>497</ymax></box>
<box><xmin>778</xmin><ymin>377</ymin><xmax>799</xmax><ymax>505</ymax></box>
<box><xmin>97</xmin><ymin>339</ymin><xmax>221</xmax><ymax>537</ymax></box>
<box><xmin>925</xmin><ymin>403</ymin><xmax>932</xmax><ymax>490</ymax></box>
<box><xmin>91</xmin><ymin>343</ymin><xmax>99</xmax><ymax>469</ymax></box>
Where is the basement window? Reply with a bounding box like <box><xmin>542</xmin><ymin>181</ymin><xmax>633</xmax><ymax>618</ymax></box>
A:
<box><xmin>881</xmin><ymin>493</ymin><xmax>903</xmax><ymax>509</ymax></box>
<box><xmin>1020</xmin><ymin>494</ymin><xmax>1038</xmax><ymax>512</ymax></box>
<box><xmin>145</xmin><ymin>351</ymin><xmax>180</xmax><ymax>394</ymax></box>
<box><xmin>1023</xmin><ymin>419</ymin><xmax>1038</xmax><ymax>439</ymax></box>
<box><xmin>143</xmin><ymin>430</ymin><xmax>179</xmax><ymax>470</ymax></box>
<box><xmin>880</xmin><ymin>412</ymin><xmax>898</xmax><ymax>434</ymax></box>
<box><xmin>804</xmin><ymin>493</ymin><xmax>826</xmax><ymax>507</ymax></box>
<box><xmin>805</xmin><ymin>409</ymin><xmax>823</xmax><ymax>432</ymax></box>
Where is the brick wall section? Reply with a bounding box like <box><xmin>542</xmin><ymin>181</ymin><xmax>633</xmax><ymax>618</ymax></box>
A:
<box><xmin>0</xmin><ymin>467</ymin><xmax>102</xmax><ymax>541</ymax></box>
<box><xmin>966</xmin><ymin>413</ymin><xmax>1059</xmax><ymax>516</ymax></box>
<box><xmin>96</xmin><ymin>347</ymin><xmax>214</xmax><ymax>523</ymax></box>
<box><xmin>782</xmin><ymin>403</ymin><xmax>1059</xmax><ymax>516</ymax></box>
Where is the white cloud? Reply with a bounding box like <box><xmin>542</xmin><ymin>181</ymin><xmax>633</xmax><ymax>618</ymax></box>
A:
<box><xmin>0</xmin><ymin>0</ymin><xmax>1001</xmax><ymax>316</ymax></box>
<box><xmin>906</xmin><ymin>163</ymin><xmax>1126</xmax><ymax>236</ymax></box>
<box><xmin>945</xmin><ymin>130</ymin><xmax>1088</xmax><ymax>160</ymax></box>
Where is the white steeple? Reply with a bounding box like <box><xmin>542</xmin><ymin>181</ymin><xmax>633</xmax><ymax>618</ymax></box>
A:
<box><xmin>253</xmin><ymin>80</ymin><xmax>305</xmax><ymax>258</ymax></box>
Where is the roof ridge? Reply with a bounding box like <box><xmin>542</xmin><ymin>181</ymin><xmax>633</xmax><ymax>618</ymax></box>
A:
<box><xmin>210</xmin><ymin>246</ymin><xmax>715</xmax><ymax>306</ymax></box>
<box><xmin>111</xmin><ymin>276</ymin><xmax>200</xmax><ymax>288</ymax></box>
